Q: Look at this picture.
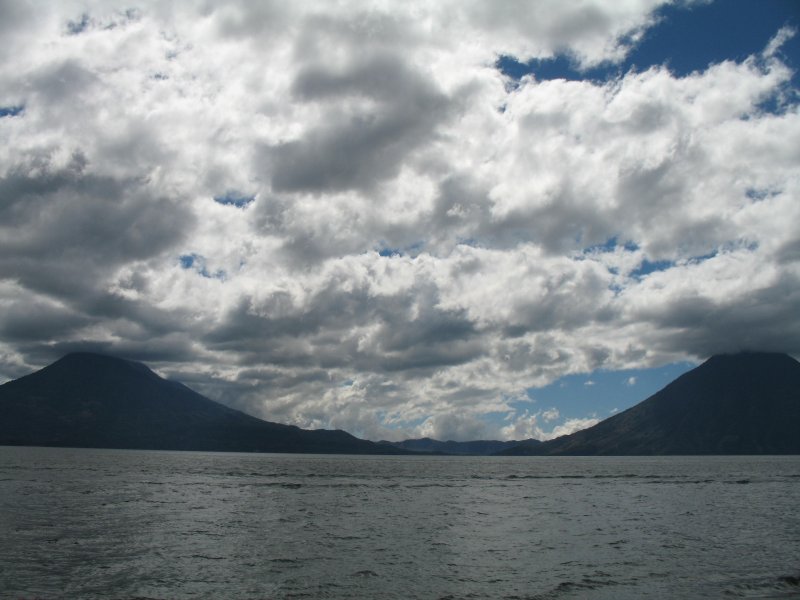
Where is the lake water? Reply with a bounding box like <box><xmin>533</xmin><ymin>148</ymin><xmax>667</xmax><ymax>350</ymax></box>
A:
<box><xmin>1</xmin><ymin>447</ymin><xmax>799</xmax><ymax>599</ymax></box>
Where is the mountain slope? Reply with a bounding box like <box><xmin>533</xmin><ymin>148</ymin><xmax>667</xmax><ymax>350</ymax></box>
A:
<box><xmin>382</xmin><ymin>437</ymin><xmax>540</xmax><ymax>455</ymax></box>
<box><xmin>502</xmin><ymin>352</ymin><xmax>800</xmax><ymax>455</ymax></box>
<box><xmin>0</xmin><ymin>352</ymin><xmax>404</xmax><ymax>454</ymax></box>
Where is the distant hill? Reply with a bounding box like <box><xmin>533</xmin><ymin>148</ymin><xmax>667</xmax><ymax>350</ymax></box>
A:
<box><xmin>381</xmin><ymin>437</ymin><xmax>539</xmax><ymax>455</ymax></box>
<box><xmin>501</xmin><ymin>352</ymin><xmax>800</xmax><ymax>455</ymax></box>
<box><xmin>0</xmin><ymin>352</ymin><xmax>405</xmax><ymax>454</ymax></box>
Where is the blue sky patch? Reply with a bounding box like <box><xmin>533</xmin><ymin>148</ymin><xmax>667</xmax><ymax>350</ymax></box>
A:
<box><xmin>179</xmin><ymin>253</ymin><xmax>226</xmax><ymax>280</ymax></box>
<box><xmin>179</xmin><ymin>254</ymin><xmax>196</xmax><ymax>269</ymax></box>
<box><xmin>376</xmin><ymin>241</ymin><xmax>425</xmax><ymax>258</ymax></box>
<box><xmin>496</xmin><ymin>54</ymin><xmax>616</xmax><ymax>85</ymax></box>
<box><xmin>213</xmin><ymin>192</ymin><xmax>255</xmax><ymax>208</ymax></box>
<box><xmin>519</xmin><ymin>359</ymin><xmax>697</xmax><ymax>425</ymax></box>
<box><xmin>630</xmin><ymin>257</ymin><xmax>675</xmax><ymax>278</ymax></box>
<box><xmin>630</xmin><ymin>250</ymin><xmax>722</xmax><ymax>279</ymax></box>
<box><xmin>66</xmin><ymin>13</ymin><xmax>91</xmax><ymax>35</ymax></box>
<box><xmin>746</xmin><ymin>187</ymin><xmax>782</xmax><ymax>202</ymax></box>
<box><xmin>582</xmin><ymin>236</ymin><xmax>638</xmax><ymax>255</ymax></box>
<box><xmin>581</xmin><ymin>238</ymin><xmax>729</xmax><ymax>279</ymax></box>
<box><xmin>471</xmin><ymin>359</ymin><xmax>698</xmax><ymax>438</ymax></box>
<box><xmin>498</xmin><ymin>0</ymin><xmax>799</xmax><ymax>93</ymax></box>
<box><xmin>0</xmin><ymin>106</ymin><xmax>24</xmax><ymax>118</ymax></box>
<box><xmin>633</xmin><ymin>0</ymin><xmax>799</xmax><ymax>82</ymax></box>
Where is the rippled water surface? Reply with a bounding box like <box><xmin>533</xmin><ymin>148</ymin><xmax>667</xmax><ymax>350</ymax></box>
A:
<box><xmin>1</xmin><ymin>447</ymin><xmax>799</xmax><ymax>599</ymax></box>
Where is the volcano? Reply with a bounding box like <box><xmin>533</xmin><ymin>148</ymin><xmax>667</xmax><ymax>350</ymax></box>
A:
<box><xmin>0</xmin><ymin>352</ymin><xmax>404</xmax><ymax>454</ymax></box>
<box><xmin>502</xmin><ymin>352</ymin><xmax>800</xmax><ymax>455</ymax></box>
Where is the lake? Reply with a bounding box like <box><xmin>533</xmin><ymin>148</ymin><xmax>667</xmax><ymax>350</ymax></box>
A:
<box><xmin>1</xmin><ymin>447</ymin><xmax>799</xmax><ymax>599</ymax></box>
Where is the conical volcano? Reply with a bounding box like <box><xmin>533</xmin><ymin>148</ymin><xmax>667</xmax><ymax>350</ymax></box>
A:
<box><xmin>503</xmin><ymin>352</ymin><xmax>800</xmax><ymax>455</ymax></box>
<box><xmin>0</xmin><ymin>352</ymin><xmax>402</xmax><ymax>454</ymax></box>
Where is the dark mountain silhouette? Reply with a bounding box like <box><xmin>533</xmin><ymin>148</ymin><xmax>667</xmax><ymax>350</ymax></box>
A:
<box><xmin>0</xmin><ymin>352</ymin><xmax>405</xmax><ymax>454</ymax></box>
<box><xmin>501</xmin><ymin>352</ymin><xmax>800</xmax><ymax>455</ymax></box>
<box><xmin>381</xmin><ymin>437</ymin><xmax>540</xmax><ymax>455</ymax></box>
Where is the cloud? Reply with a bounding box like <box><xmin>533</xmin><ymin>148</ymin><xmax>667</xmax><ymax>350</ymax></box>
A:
<box><xmin>763</xmin><ymin>25</ymin><xmax>796</xmax><ymax>59</ymax></box>
<box><xmin>499</xmin><ymin>409</ymin><xmax>598</xmax><ymax>441</ymax></box>
<box><xmin>0</xmin><ymin>154</ymin><xmax>193</xmax><ymax>300</ymax></box>
<box><xmin>267</xmin><ymin>52</ymin><xmax>452</xmax><ymax>195</ymax></box>
<box><xmin>455</xmin><ymin>0</ymin><xmax>664</xmax><ymax>67</ymax></box>
<box><xmin>1</xmin><ymin>1</ymin><xmax>798</xmax><ymax>440</ymax></box>
<box><xmin>417</xmin><ymin>412</ymin><xmax>494</xmax><ymax>443</ymax></box>
<box><xmin>549</xmin><ymin>417</ymin><xmax>602</xmax><ymax>438</ymax></box>
<box><xmin>541</xmin><ymin>408</ymin><xmax>560</xmax><ymax>423</ymax></box>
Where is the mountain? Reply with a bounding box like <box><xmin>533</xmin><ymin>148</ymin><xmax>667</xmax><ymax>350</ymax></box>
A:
<box><xmin>501</xmin><ymin>352</ymin><xmax>800</xmax><ymax>455</ymax></box>
<box><xmin>0</xmin><ymin>352</ymin><xmax>405</xmax><ymax>454</ymax></box>
<box><xmin>381</xmin><ymin>437</ymin><xmax>540</xmax><ymax>455</ymax></box>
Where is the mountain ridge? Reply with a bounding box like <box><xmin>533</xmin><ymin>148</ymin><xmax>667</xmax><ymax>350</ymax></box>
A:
<box><xmin>380</xmin><ymin>437</ymin><xmax>540</xmax><ymax>455</ymax></box>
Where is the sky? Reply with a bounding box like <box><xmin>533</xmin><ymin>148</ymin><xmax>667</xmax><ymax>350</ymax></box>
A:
<box><xmin>1</xmin><ymin>0</ymin><xmax>799</xmax><ymax>442</ymax></box>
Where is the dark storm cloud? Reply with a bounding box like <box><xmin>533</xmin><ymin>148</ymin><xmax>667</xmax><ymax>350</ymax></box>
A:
<box><xmin>646</xmin><ymin>272</ymin><xmax>800</xmax><ymax>358</ymax></box>
<box><xmin>0</xmin><ymin>282</ymin><xmax>205</xmax><ymax>370</ymax></box>
<box><xmin>365</xmin><ymin>300</ymin><xmax>485</xmax><ymax>374</ymax></box>
<box><xmin>376</xmin><ymin>309</ymin><xmax>477</xmax><ymax>353</ymax></box>
<box><xmin>0</xmin><ymin>145</ymin><xmax>197</xmax><ymax>370</ymax></box>
<box><xmin>0</xmin><ymin>296</ymin><xmax>91</xmax><ymax>342</ymax></box>
<box><xmin>205</xmin><ymin>285</ymin><xmax>368</xmax><ymax>347</ymax></box>
<box><xmin>427</xmin><ymin>176</ymin><xmax>494</xmax><ymax>246</ymax></box>
<box><xmin>425</xmin><ymin>174</ymin><xmax>618</xmax><ymax>256</ymax></box>
<box><xmin>17</xmin><ymin>335</ymin><xmax>198</xmax><ymax>371</ymax></box>
<box><xmin>373</xmin><ymin>339</ymin><xmax>484</xmax><ymax>373</ymax></box>
<box><xmin>502</xmin><ymin>273</ymin><xmax>615</xmax><ymax>333</ymax></box>
<box><xmin>0</xmin><ymin>156</ymin><xmax>193</xmax><ymax>296</ymax></box>
<box><xmin>501</xmin><ymin>196</ymin><xmax>615</xmax><ymax>255</ymax></box>
<box><xmin>27</xmin><ymin>59</ymin><xmax>99</xmax><ymax>110</ymax></box>
<box><xmin>777</xmin><ymin>237</ymin><xmax>800</xmax><ymax>264</ymax></box>
<box><xmin>267</xmin><ymin>53</ymin><xmax>451</xmax><ymax>194</ymax></box>
<box><xmin>203</xmin><ymin>268</ymin><xmax>485</xmax><ymax>377</ymax></box>
<box><xmin>156</xmin><ymin>366</ymin><xmax>333</xmax><ymax>420</ymax></box>
<box><xmin>84</xmin><ymin>293</ymin><xmax>197</xmax><ymax>339</ymax></box>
